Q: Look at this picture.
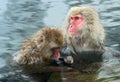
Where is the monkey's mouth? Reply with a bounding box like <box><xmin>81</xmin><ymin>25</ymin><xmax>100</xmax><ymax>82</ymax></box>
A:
<box><xmin>51</xmin><ymin>47</ymin><xmax>60</xmax><ymax>60</ymax></box>
<box><xmin>69</xmin><ymin>31</ymin><xmax>77</xmax><ymax>35</ymax></box>
<box><xmin>68</xmin><ymin>25</ymin><xmax>78</xmax><ymax>35</ymax></box>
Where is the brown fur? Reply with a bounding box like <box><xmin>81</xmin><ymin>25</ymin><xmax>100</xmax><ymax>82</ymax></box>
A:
<box><xmin>62</xmin><ymin>6</ymin><xmax>105</xmax><ymax>54</ymax></box>
<box><xmin>14</xmin><ymin>27</ymin><xmax>63</xmax><ymax>65</ymax></box>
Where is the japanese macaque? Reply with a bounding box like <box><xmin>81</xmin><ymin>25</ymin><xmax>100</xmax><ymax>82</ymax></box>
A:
<box><xmin>60</xmin><ymin>6</ymin><xmax>120</xmax><ymax>74</ymax></box>
<box><xmin>61</xmin><ymin>6</ymin><xmax>105</xmax><ymax>64</ymax></box>
<box><xmin>14</xmin><ymin>27</ymin><xmax>64</xmax><ymax>65</ymax></box>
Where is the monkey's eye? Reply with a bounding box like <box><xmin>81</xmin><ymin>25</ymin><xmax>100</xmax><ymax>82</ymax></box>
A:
<box><xmin>74</xmin><ymin>16</ymin><xmax>80</xmax><ymax>20</ymax></box>
<box><xmin>40</xmin><ymin>36</ymin><xmax>44</xmax><ymax>42</ymax></box>
<box><xmin>40</xmin><ymin>39</ymin><xmax>43</xmax><ymax>42</ymax></box>
<box><xmin>37</xmin><ymin>35</ymin><xmax>45</xmax><ymax>44</ymax></box>
<box><xmin>70</xmin><ymin>17</ymin><xmax>73</xmax><ymax>20</ymax></box>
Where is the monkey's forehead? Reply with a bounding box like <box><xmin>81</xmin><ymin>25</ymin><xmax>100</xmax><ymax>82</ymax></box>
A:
<box><xmin>70</xmin><ymin>6</ymin><xmax>97</xmax><ymax>15</ymax></box>
<box><xmin>70</xmin><ymin>7</ymin><xmax>81</xmax><ymax>14</ymax></box>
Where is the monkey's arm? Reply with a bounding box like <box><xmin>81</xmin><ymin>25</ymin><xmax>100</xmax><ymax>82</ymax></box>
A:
<box><xmin>61</xmin><ymin>46</ymin><xmax>120</xmax><ymax>64</ymax></box>
<box><xmin>74</xmin><ymin>50</ymin><xmax>104</xmax><ymax>63</ymax></box>
<box><xmin>60</xmin><ymin>46</ymin><xmax>105</xmax><ymax>64</ymax></box>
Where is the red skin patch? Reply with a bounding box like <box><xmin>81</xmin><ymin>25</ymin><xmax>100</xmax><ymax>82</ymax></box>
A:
<box><xmin>68</xmin><ymin>14</ymin><xmax>83</xmax><ymax>35</ymax></box>
<box><xmin>52</xmin><ymin>48</ymin><xmax>60</xmax><ymax>60</ymax></box>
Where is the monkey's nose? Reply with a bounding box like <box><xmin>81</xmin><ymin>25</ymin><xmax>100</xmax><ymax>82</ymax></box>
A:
<box><xmin>70</xmin><ymin>24</ymin><xmax>75</xmax><ymax>28</ymax></box>
<box><xmin>69</xmin><ymin>25</ymin><xmax>75</xmax><ymax>30</ymax></box>
<box><xmin>70</xmin><ymin>25</ymin><xmax>72</xmax><ymax>28</ymax></box>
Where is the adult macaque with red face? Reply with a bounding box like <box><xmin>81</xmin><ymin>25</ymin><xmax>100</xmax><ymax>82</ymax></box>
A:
<box><xmin>60</xmin><ymin>6</ymin><xmax>120</xmax><ymax>75</ymax></box>
<box><xmin>61</xmin><ymin>6</ymin><xmax>105</xmax><ymax>64</ymax></box>
<box><xmin>14</xmin><ymin>27</ymin><xmax>63</xmax><ymax>65</ymax></box>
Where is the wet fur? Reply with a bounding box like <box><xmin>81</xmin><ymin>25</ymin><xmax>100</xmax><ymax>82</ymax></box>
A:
<box><xmin>62</xmin><ymin>6</ymin><xmax>105</xmax><ymax>54</ymax></box>
<box><xmin>14</xmin><ymin>27</ymin><xmax>63</xmax><ymax>65</ymax></box>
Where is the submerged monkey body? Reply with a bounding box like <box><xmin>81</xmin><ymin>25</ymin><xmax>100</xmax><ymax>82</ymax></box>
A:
<box><xmin>14</xmin><ymin>27</ymin><xmax>63</xmax><ymax>65</ymax></box>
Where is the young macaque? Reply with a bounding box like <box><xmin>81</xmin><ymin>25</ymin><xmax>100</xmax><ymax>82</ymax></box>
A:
<box><xmin>61</xmin><ymin>6</ymin><xmax>105</xmax><ymax>64</ymax></box>
<box><xmin>14</xmin><ymin>27</ymin><xmax>64</xmax><ymax>66</ymax></box>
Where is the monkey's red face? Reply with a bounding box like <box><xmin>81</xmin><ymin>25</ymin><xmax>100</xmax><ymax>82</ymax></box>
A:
<box><xmin>51</xmin><ymin>47</ymin><xmax>60</xmax><ymax>60</ymax></box>
<box><xmin>68</xmin><ymin>14</ymin><xmax>83</xmax><ymax>35</ymax></box>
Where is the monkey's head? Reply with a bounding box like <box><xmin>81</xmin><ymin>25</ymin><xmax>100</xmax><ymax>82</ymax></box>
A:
<box><xmin>33</xmin><ymin>27</ymin><xmax>64</xmax><ymax>61</ymax></box>
<box><xmin>15</xmin><ymin>27</ymin><xmax>64</xmax><ymax>65</ymax></box>
<box><xmin>65</xmin><ymin>6</ymin><xmax>103</xmax><ymax>36</ymax></box>
<box><xmin>68</xmin><ymin>6</ymin><xmax>97</xmax><ymax>35</ymax></box>
<box><xmin>62</xmin><ymin>6</ymin><xmax>105</xmax><ymax>51</ymax></box>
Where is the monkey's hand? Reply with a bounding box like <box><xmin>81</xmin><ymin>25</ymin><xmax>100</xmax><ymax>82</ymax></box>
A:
<box><xmin>13</xmin><ymin>51</ymin><xmax>32</xmax><ymax>65</ymax></box>
<box><xmin>64</xmin><ymin>56</ymin><xmax>74</xmax><ymax>64</ymax></box>
<box><xmin>13</xmin><ymin>53</ymin><xmax>27</xmax><ymax>64</ymax></box>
